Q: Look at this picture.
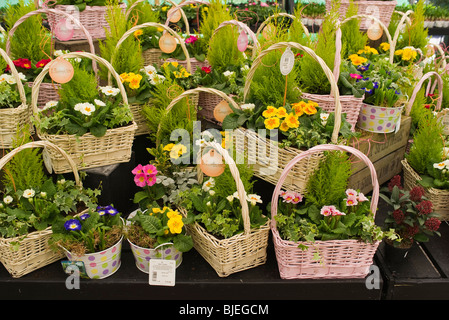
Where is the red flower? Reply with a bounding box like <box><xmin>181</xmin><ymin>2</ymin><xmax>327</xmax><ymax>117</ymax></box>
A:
<box><xmin>424</xmin><ymin>104</ymin><xmax>431</xmax><ymax>109</ymax></box>
<box><xmin>416</xmin><ymin>200</ymin><xmax>433</xmax><ymax>215</ymax></box>
<box><xmin>36</xmin><ymin>59</ymin><xmax>51</xmax><ymax>68</ymax></box>
<box><xmin>388</xmin><ymin>175</ymin><xmax>402</xmax><ymax>192</ymax></box>
<box><xmin>425</xmin><ymin>217</ymin><xmax>441</xmax><ymax>231</ymax></box>
<box><xmin>201</xmin><ymin>66</ymin><xmax>211</xmax><ymax>74</ymax></box>
<box><xmin>12</xmin><ymin>58</ymin><xmax>32</xmax><ymax>69</ymax></box>
<box><xmin>410</xmin><ymin>186</ymin><xmax>425</xmax><ymax>202</ymax></box>
<box><xmin>405</xmin><ymin>224</ymin><xmax>419</xmax><ymax>238</ymax></box>
<box><xmin>392</xmin><ymin>209</ymin><xmax>405</xmax><ymax>224</ymax></box>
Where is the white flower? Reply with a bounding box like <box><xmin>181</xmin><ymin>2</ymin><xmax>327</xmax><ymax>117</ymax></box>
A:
<box><xmin>202</xmin><ymin>178</ymin><xmax>215</xmax><ymax>191</ymax></box>
<box><xmin>320</xmin><ymin>113</ymin><xmax>329</xmax><ymax>125</ymax></box>
<box><xmin>434</xmin><ymin>161</ymin><xmax>447</xmax><ymax>170</ymax></box>
<box><xmin>3</xmin><ymin>195</ymin><xmax>13</xmax><ymax>204</ymax></box>
<box><xmin>247</xmin><ymin>194</ymin><xmax>262</xmax><ymax>206</ymax></box>
<box><xmin>22</xmin><ymin>189</ymin><xmax>35</xmax><ymax>199</ymax></box>
<box><xmin>223</xmin><ymin>70</ymin><xmax>235</xmax><ymax>78</ymax></box>
<box><xmin>94</xmin><ymin>99</ymin><xmax>106</xmax><ymax>107</ymax></box>
<box><xmin>142</xmin><ymin>65</ymin><xmax>157</xmax><ymax>77</ymax></box>
<box><xmin>6</xmin><ymin>75</ymin><xmax>16</xmax><ymax>84</ymax></box>
<box><xmin>195</xmin><ymin>138</ymin><xmax>206</xmax><ymax>147</ymax></box>
<box><xmin>206</xmin><ymin>201</ymin><xmax>211</xmax><ymax>206</ymax></box>
<box><xmin>149</xmin><ymin>74</ymin><xmax>165</xmax><ymax>85</ymax></box>
<box><xmin>42</xmin><ymin>100</ymin><xmax>58</xmax><ymax>111</ymax></box>
<box><xmin>79</xmin><ymin>103</ymin><xmax>95</xmax><ymax>116</ymax></box>
<box><xmin>17</xmin><ymin>72</ymin><xmax>27</xmax><ymax>81</ymax></box>
<box><xmin>0</xmin><ymin>74</ymin><xmax>10</xmax><ymax>83</ymax></box>
<box><xmin>241</xmin><ymin>103</ymin><xmax>255</xmax><ymax>111</ymax></box>
<box><xmin>100</xmin><ymin>86</ymin><xmax>120</xmax><ymax>96</ymax></box>
<box><xmin>226</xmin><ymin>195</ymin><xmax>234</xmax><ymax>202</ymax></box>
<box><xmin>54</xmin><ymin>50</ymin><xmax>65</xmax><ymax>57</ymax></box>
<box><xmin>241</xmin><ymin>65</ymin><xmax>250</xmax><ymax>72</ymax></box>
<box><xmin>209</xmin><ymin>190</ymin><xmax>215</xmax><ymax>196</ymax></box>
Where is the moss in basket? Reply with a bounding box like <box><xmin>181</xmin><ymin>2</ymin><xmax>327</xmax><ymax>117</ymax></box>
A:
<box><xmin>3</xmin><ymin>0</ymin><xmax>51</xmax><ymax>63</ymax></box>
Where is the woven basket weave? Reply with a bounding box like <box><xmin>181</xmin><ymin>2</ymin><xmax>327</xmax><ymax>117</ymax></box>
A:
<box><xmin>326</xmin><ymin>0</ymin><xmax>397</xmax><ymax>28</ymax></box>
<box><xmin>0</xmin><ymin>140</ymin><xmax>87</xmax><ymax>278</ymax></box>
<box><xmin>32</xmin><ymin>52</ymin><xmax>137</xmax><ymax>174</ymax></box>
<box><xmin>0</xmin><ymin>48</ymin><xmax>33</xmax><ymax>149</ymax></box>
<box><xmin>6</xmin><ymin>8</ymin><xmax>97</xmax><ymax>107</ymax></box>
<box><xmin>47</xmin><ymin>3</ymin><xmax>127</xmax><ymax>40</ymax></box>
<box><xmin>238</xmin><ymin>41</ymin><xmax>343</xmax><ymax>193</ymax></box>
<box><xmin>271</xmin><ymin>144</ymin><xmax>380</xmax><ymax>279</ymax></box>
<box><xmin>179</xmin><ymin>140</ymin><xmax>270</xmax><ymax>277</ymax></box>
<box><xmin>402</xmin><ymin>71</ymin><xmax>449</xmax><ymax>220</ymax></box>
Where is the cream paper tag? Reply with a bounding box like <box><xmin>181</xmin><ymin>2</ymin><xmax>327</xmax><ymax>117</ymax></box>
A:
<box><xmin>149</xmin><ymin>259</ymin><xmax>176</xmax><ymax>286</ymax></box>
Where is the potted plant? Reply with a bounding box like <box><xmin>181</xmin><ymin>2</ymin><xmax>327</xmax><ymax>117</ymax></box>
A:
<box><xmin>50</xmin><ymin>204</ymin><xmax>124</xmax><ymax>279</ymax></box>
<box><xmin>179</xmin><ymin>140</ymin><xmax>270</xmax><ymax>277</ymax></box>
<box><xmin>380</xmin><ymin>175</ymin><xmax>441</xmax><ymax>249</ymax></box>
<box><xmin>0</xmin><ymin>135</ymin><xmax>101</xmax><ymax>278</ymax></box>
<box><xmin>31</xmin><ymin>52</ymin><xmax>137</xmax><ymax>174</ymax></box>
<box><xmin>270</xmin><ymin>144</ymin><xmax>397</xmax><ymax>279</ymax></box>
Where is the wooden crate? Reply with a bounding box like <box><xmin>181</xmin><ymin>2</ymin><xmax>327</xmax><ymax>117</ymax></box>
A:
<box><xmin>54</xmin><ymin>39</ymin><xmax>102</xmax><ymax>54</ymax></box>
<box><xmin>348</xmin><ymin>115</ymin><xmax>411</xmax><ymax>195</ymax></box>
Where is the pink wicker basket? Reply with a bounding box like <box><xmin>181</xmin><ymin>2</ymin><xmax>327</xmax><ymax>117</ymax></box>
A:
<box><xmin>270</xmin><ymin>144</ymin><xmax>381</xmax><ymax>279</ymax></box>
<box><xmin>47</xmin><ymin>3</ymin><xmax>127</xmax><ymax>40</ymax></box>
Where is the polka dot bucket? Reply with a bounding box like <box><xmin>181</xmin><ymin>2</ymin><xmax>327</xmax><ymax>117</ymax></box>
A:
<box><xmin>128</xmin><ymin>240</ymin><xmax>183</xmax><ymax>274</ymax></box>
<box><xmin>62</xmin><ymin>236</ymin><xmax>123</xmax><ymax>279</ymax></box>
<box><xmin>356</xmin><ymin>104</ymin><xmax>404</xmax><ymax>133</ymax></box>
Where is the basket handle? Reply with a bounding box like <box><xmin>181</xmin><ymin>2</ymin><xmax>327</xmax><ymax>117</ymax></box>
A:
<box><xmin>405</xmin><ymin>71</ymin><xmax>443</xmax><ymax>116</ymax></box>
<box><xmin>270</xmin><ymin>144</ymin><xmax>379</xmax><ymax>224</ymax></box>
<box><xmin>164</xmin><ymin>0</ymin><xmax>210</xmax><ymax>36</ymax></box>
<box><xmin>199</xmin><ymin>140</ymin><xmax>251</xmax><ymax>234</ymax></box>
<box><xmin>32</xmin><ymin>51</ymin><xmax>128</xmax><ymax>116</ymax></box>
<box><xmin>156</xmin><ymin>87</ymin><xmax>239</xmax><ymax>146</ymax></box>
<box><xmin>211</xmin><ymin>19</ymin><xmax>260</xmax><ymax>60</ymax></box>
<box><xmin>243</xmin><ymin>41</ymin><xmax>342</xmax><ymax>144</ymax></box>
<box><xmin>255</xmin><ymin>12</ymin><xmax>310</xmax><ymax>40</ymax></box>
<box><xmin>0</xmin><ymin>140</ymin><xmax>82</xmax><ymax>187</ymax></box>
<box><xmin>109</xmin><ymin>21</ymin><xmax>191</xmax><ymax>84</ymax></box>
<box><xmin>0</xmin><ymin>48</ymin><xmax>27</xmax><ymax>106</ymax></box>
<box><xmin>390</xmin><ymin>10</ymin><xmax>413</xmax><ymax>64</ymax></box>
<box><xmin>5</xmin><ymin>8</ymin><xmax>98</xmax><ymax>73</ymax></box>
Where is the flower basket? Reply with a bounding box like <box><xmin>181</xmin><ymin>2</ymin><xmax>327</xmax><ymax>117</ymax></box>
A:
<box><xmin>401</xmin><ymin>71</ymin><xmax>449</xmax><ymax>220</ymax></box>
<box><xmin>0</xmin><ymin>140</ymin><xmax>87</xmax><ymax>278</ymax></box>
<box><xmin>47</xmin><ymin>3</ymin><xmax>127</xmax><ymax>41</ymax></box>
<box><xmin>271</xmin><ymin>144</ymin><xmax>381</xmax><ymax>279</ymax></box>
<box><xmin>0</xmin><ymin>48</ymin><xmax>33</xmax><ymax>149</ymax></box>
<box><xmin>111</xmin><ymin>22</ymin><xmax>192</xmax><ymax>136</ymax></box>
<box><xmin>32</xmin><ymin>52</ymin><xmax>137</xmax><ymax>174</ymax></box>
<box><xmin>179</xmin><ymin>140</ymin><xmax>270</xmax><ymax>277</ymax></box>
<box><xmin>197</xmin><ymin>20</ymin><xmax>259</xmax><ymax>124</ymax></box>
<box><xmin>325</xmin><ymin>0</ymin><xmax>397</xmax><ymax>28</ymax></box>
<box><xmin>236</xmin><ymin>41</ymin><xmax>344</xmax><ymax>193</ymax></box>
<box><xmin>5</xmin><ymin>8</ymin><xmax>97</xmax><ymax>107</ymax></box>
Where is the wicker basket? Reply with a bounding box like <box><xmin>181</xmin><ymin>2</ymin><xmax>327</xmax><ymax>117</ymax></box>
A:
<box><xmin>326</xmin><ymin>0</ymin><xmax>397</xmax><ymax>28</ymax></box>
<box><xmin>47</xmin><ymin>3</ymin><xmax>127</xmax><ymax>40</ymax></box>
<box><xmin>237</xmin><ymin>41</ymin><xmax>343</xmax><ymax>193</ymax></box>
<box><xmin>0</xmin><ymin>48</ymin><xmax>33</xmax><ymax>149</ymax></box>
<box><xmin>142</xmin><ymin>48</ymin><xmax>163</xmax><ymax>68</ymax></box>
<box><xmin>271</xmin><ymin>144</ymin><xmax>381</xmax><ymax>279</ymax></box>
<box><xmin>155</xmin><ymin>87</ymin><xmax>228</xmax><ymax>146</ymax></box>
<box><xmin>179</xmin><ymin>140</ymin><xmax>270</xmax><ymax>277</ymax></box>
<box><xmin>0</xmin><ymin>140</ymin><xmax>87</xmax><ymax>278</ymax></box>
<box><xmin>402</xmin><ymin>71</ymin><xmax>449</xmax><ymax>220</ymax></box>
<box><xmin>32</xmin><ymin>52</ymin><xmax>137</xmax><ymax>174</ymax></box>
<box><xmin>111</xmin><ymin>22</ymin><xmax>191</xmax><ymax>136</ymax></box>
<box><xmin>6</xmin><ymin>8</ymin><xmax>97</xmax><ymax>107</ymax></box>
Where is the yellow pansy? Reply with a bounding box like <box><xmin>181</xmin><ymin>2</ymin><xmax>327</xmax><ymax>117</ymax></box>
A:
<box><xmin>264</xmin><ymin>117</ymin><xmax>280</xmax><ymax>130</ymax></box>
<box><xmin>167</xmin><ymin>210</ymin><xmax>181</xmax><ymax>219</ymax></box>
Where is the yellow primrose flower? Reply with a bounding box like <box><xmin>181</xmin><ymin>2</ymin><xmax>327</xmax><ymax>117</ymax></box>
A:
<box><xmin>394</xmin><ymin>49</ymin><xmax>403</xmax><ymax>56</ymax></box>
<box><xmin>379</xmin><ymin>42</ymin><xmax>390</xmax><ymax>51</ymax></box>
<box><xmin>279</xmin><ymin>120</ymin><xmax>289</xmax><ymax>132</ymax></box>
<box><xmin>170</xmin><ymin>144</ymin><xmax>187</xmax><ymax>159</ymax></box>
<box><xmin>262</xmin><ymin>106</ymin><xmax>278</xmax><ymax>118</ymax></box>
<box><xmin>349</xmin><ymin>55</ymin><xmax>368</xmax><ymax>66</ymax></box>
<box><xmin>167</xmin><ymin>216</ymin><xmax>184</xmax><ymax>234</ymax></box>
<box><xmin>264</xmin><ymin>117</ymin><xmax>280</xmax><ymax>130</ymax></box>
<box><xmin>401</xmin><ymin>48</ymin><xmax>417</xmax><ymax>61</ymax></box>
<box><xmin>167</xmin><ymin>210</ymin><xmax>181</xmax><ymax>219</ymax></box>
<box><xmin>151</xmin><ymin>208</ymin><xmax>162</xmax><ymax>215</ymax></box>
<box><xmin>134</xmin><ymin>29</ymin><xmax>143</xmax><ymax>38</ymax></box>
<box><xmin>276</xmin><ymin>107</ymin><xmax>288</xmax><ymax>118</ymax></box>
<box><xmin>161</xmin><ymin>6</ymin><xmax>168</xmax><ymax>11</ymax></box>
<box><xmin>163</xmin><ymin>143</ymin><xmax>175</xmax><ymax>151</ymax></box>
<box><xmin>119</xmin><ymin>73</ymin><xmax>129</xmax><ymax>83</ymax></box>
<box><xmin>284</xmin><ymin>113</ymin><xmax>300</xmax><ymax>128</ymax></box>
<box><xmin>291</xmin><ymin>101</ymin><xmax>306</xmax><ymax>117</ymax></box>
<box><xmin>129</xmin><ymin>74</ymin><xmax>142</xmax><ymax>89</ymax></box>
<box><xmin>303</xmin><ymin>103</ymin><xmax>317</xmax><ymax>115</ymax></box>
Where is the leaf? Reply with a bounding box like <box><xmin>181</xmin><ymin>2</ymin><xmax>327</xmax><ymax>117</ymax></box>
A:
<box><xmin>89</xmin><ymin>124</ymin><xmax>107</xmax><ymax>138</ymax></box>
<box><xmin>173</xmin><ymin>234</ymin><xmax>193</xmax><ymax>252</ymax></box>
<box><xmin>307</xmin><ymin>205</ymin><xmax>321</xmax><ymax>225</ymax></box>
<box><xmin>139</xmin><ymin>215</ymin><xmax>162</xmax><ymax>234</ymax></box>
<box><xmin>65</xmin><ymin>122</ymin><xmax>87</xmax><ymax>136</ymax></box>
<box><xmin>133</xmin><ymin>191</ymin><xmax>149</xmax><ymax>204</ymax></box>
<box><xmin>222</xmin><ymin>113</ymin><xmax>240</xmax><ymax>130</ymax></box>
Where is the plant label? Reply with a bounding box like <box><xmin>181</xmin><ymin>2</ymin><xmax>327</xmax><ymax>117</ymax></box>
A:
<box><xmin>200</xmin><ymin>149</ymin><xmax>225</xmax><ymax>177</ymax></box>
<box><xmin>49</xmin><ymin>57</ymin><xmax>74</xmax><ymax>84</ymax></box>
<box><xmin>213</xmin><ymin>100</ymin><xmax>232</xmax><ymax>122</ymax></box>
<box><xmin>367</xmin><ymin>22</ymin><xmax>383</xmax><ymax>41</ymax></box>
<box><xmin>149</xmin><ymin>259</ymin><xmax>176</xmax><ymax>286</ymax></box>
<box><xmin>159</xmin><ymin>33</ymin><xmax>177</xmax><ymax>53</ymax></box>
<box><xmin>280</xmin><ymin>47</ymin><xmax>294</xmax><ymax>76</ymax></box>
<box><xmin>54</xmin><ymin>18</ymin><xmax>74</xmax><ymax>41</ymax></box>
<box><xmin>237</xmin><ymin>29</ymin><xmax>248</xmax><ymax>52</ymax></box>
<box><xmin>167</xmin><ymin>7</ymin><xmax>182</xmax><ymax>23</ymax></box>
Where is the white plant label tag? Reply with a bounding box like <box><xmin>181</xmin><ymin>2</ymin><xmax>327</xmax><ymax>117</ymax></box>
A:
<box><xmin>280</xmin><ymin>47</ymin><xmax>295</xmax><ymax>76</ymax></box>
<box><xmin>149</xmin><ymin>259</ymin><xmax>176</xmax><ymax>286</ymax></box>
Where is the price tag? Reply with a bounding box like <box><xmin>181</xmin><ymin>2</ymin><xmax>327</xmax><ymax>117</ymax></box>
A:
<box><xmin>280</xmin><ymin>47</ymin><xmax>295</xmax><ymax>76</ymax></box>
<box><xmin>149</xmin><ymin>259</ymin><xmax>176</xmax><ymax>286</ymax></box>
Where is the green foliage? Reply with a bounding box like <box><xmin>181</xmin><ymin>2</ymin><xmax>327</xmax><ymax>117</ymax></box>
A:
<box><xmin>406</xmin><ymin>114</ymin><xmax>444</xmax><ymax>175</ymax></box>
<box><xmin>396</xmin><ymin>0</ymin><xmax>429</xmax><ymax>51</ymax></box>
<box><xmin>99</xmin><ymin>0</ymin><xmax>143</xmax><ymax>80</ymax></box>
<box><xmin>3</xmin><ymin>0</ymin><xmax>51</xmax><ymax>62</ymax></box>
<box><xmin>1</xmin><ymin>128</ymin><xmax>46</xmax><ymax>192</ymax></box>
<box><xmin>126</xmin><ymin>0</ymin><xmax>160</xmax><ymax>24</ymax></box>
<box><xmin>340</xmin><ymin>1</ymin><xmax>368</xmax><ymax>58</ymax></box>
<box><xmin>0</xmin><ymin>81</ymin><xmax>22</xmax><ymax>109</ymax></box>
<box><xmin>305</xmin><ymin>151</ymin><xmax>352</xmax><ymax>208</ymax></box>
<box><xmin>296</xmin><ymin>0</ymin><xmax>340</xmax><ymax>94</ymax></box>
<box><xmin>207</xmin><ymin>25</ymin><xmax>245</xmax><ymax>72</ymax></box>
<box><xmin>58</xmin><ymin>63</ymin><xmax>98</xmax><ymax>106</ymax></box>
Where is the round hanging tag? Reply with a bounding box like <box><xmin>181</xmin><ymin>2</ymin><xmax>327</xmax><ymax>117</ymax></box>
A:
<box><xmin>367</xmin><ymin>22</ymin><xmax>383</xmax><ymax>41</ymax></box>
<box><xmin>280</xmin><ymin>47</ymin><xmax>295</xmax><ymax>76</ymax></box>
<box><xmin>199</xmin><ymin>149</ymin><xmax>225</xmax><ymax>177</ymax></box>
<box><xmin>159</xmin><ymin>33</ymin><xmax>177</xmax><ymax>53</ymax></box>
<box><xmin>237</xmin><ymin>29</ymin><xmax>248</xmax><ymax>52</ymax></box>
<box><xmin>49</xmin><ymin>57</ymin><xmax>74</xmax><ymax>84</ymax></box>
<box><xmin>213</xmin><ymin>100</ymin><xmax>232</xmax><ymax>122</ymax></box>
<box><xmin>54</xmin><ymin>19</ymin><xmax>74</xmax><ymax>41</ymax></box>
<box><xmin>167</xmin><ymin>7</ymin><xmax>182</xmax><ymax>23</ymax></box>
